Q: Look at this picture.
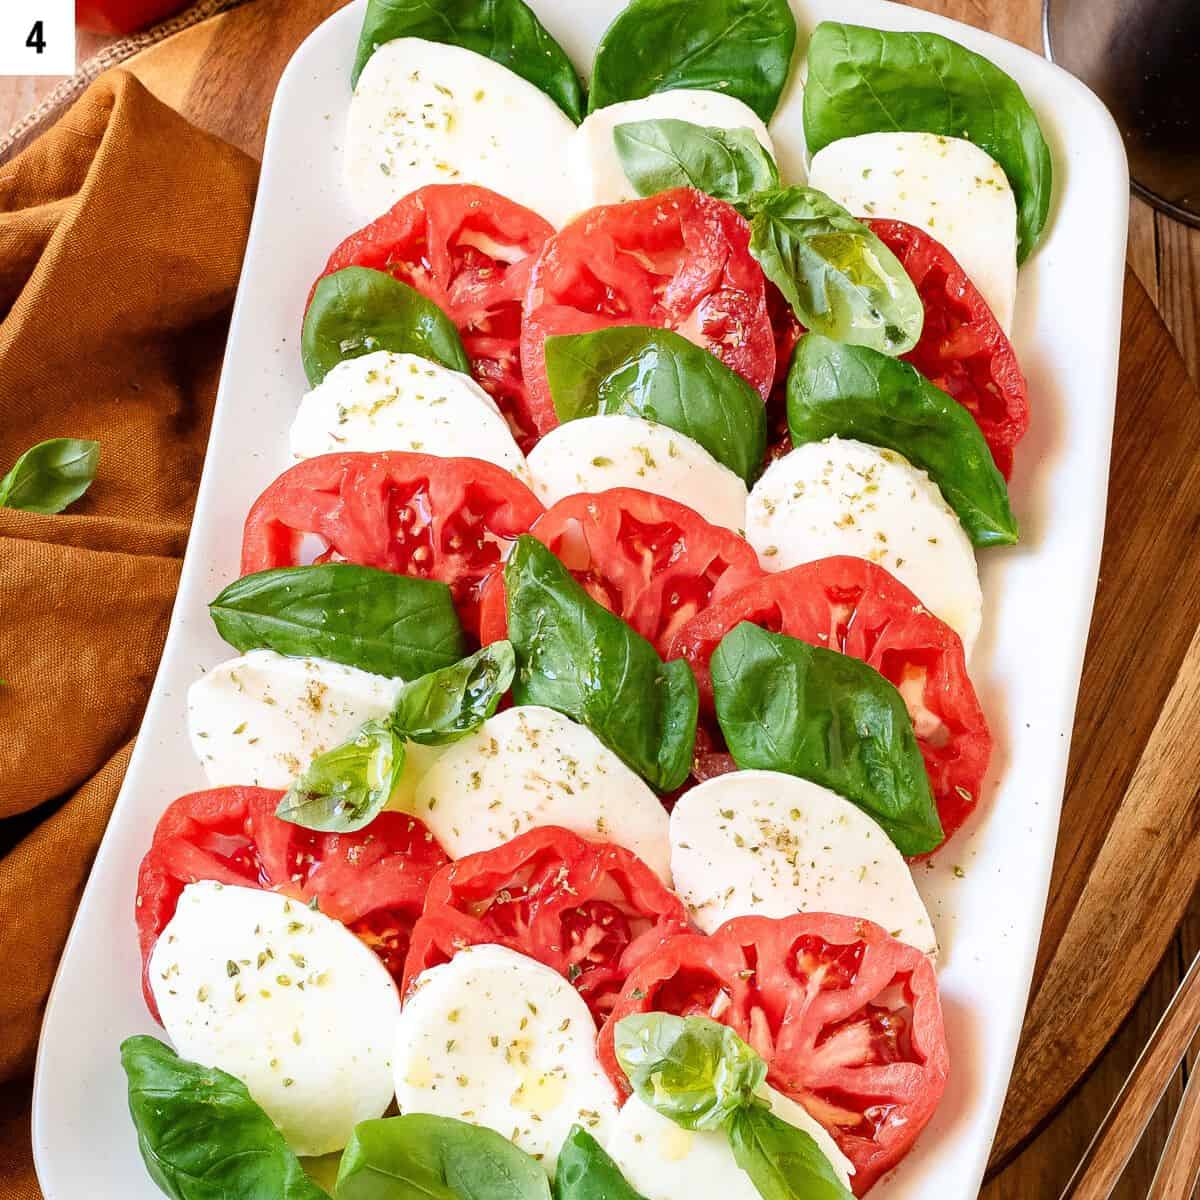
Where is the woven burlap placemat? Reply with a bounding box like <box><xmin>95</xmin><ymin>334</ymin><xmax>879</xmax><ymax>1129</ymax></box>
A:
<box><xmin>0</xmin><ymin>0</ymin><xmax>253</xmax><ymax>164</ymax></box>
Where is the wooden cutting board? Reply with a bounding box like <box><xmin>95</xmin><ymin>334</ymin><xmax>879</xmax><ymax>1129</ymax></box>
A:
<box><xmin>110</xmin><ymin>0</ymin><xmax>1200</xmax><ymax>1170</ymax></box>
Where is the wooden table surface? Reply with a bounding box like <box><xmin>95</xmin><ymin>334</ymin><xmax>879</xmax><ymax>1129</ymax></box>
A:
<box><xmin>3</xmin><ymin>5</ymin><xmax>1199</xmax><ymax>1198</ymax></box>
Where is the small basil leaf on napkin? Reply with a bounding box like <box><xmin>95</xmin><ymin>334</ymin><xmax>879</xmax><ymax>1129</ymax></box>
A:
<box><xmin>545</xmin><ymin>326</ymin><xmax>766</xmax><ymax>485</ymax></box>
<box><xmin>337</xmin><ymin>1114</ymin><xmax>551</xmax><ymax>1200</ymax></box>
<box><xmin>505</xmin><ymin>536</ymin><xmax>697</xmax><ymax>792</ymax></box>
<box><xmin>614</xmin><ymin>1013</ymin><xmax>766</xmax><ymax>1132</ymax></box>
<box><xmin>209</xmin><ymin>564</ymin><xmax>467</xmax><ymax>679</ymax></box>
<box><xmin>0</xmin><ymin>438</ymin><xmax>99</xmax><ymax>514</ymax></box>
<box><xmin>711</xmin><ymin>622</ymin><xmax>943</xmax><ymax>855</ymax></box>
<box><xmin>352</xmin><ymin>0</ymin><xmax>585</xmax><ymax>122</ymax></box>
<box><xmin>803</xmin><ymin>21</ymin><xmax>1052</xmax><ymax>262</ymax></box>
<box><xmin>554</xmin><ymin>1125</ymin><xmax>650</xmax><ymax>1200</ymax></box>
<box><xmin>275</xmin><ymin>719</ymin><xmax>406</xmax><ymax>833</ymax></box>
<box><xmin>728</xmin><ymin>1105</ymin><xmax>854</xmax><ymax>1200</ymax></box>
<box><xmin>589</xmin><ymin>0</ymin><xmax>796</xmax><ymax>124</ymax></box>
<box><xmin>787</xmin><ymin>334</ymin><xmax>1018</xmax><ymax>546</ymax></box>
<box><xmin>745</xmin><ymin>187</ymin><xmax>924</xmax><ymax>356</ymax></box>
<box><xmin>613</xmin><ymin>119</ymin><xmax>778</xmax><ymax>210</ymax></box>
<box><xmin>389</xmin><ymin>640</ymin><xmax>515</xmax><ymax>746</ymax></box>
<box><xmin>302</xmin><ymin>267</ymin><xmax>470</xmax><ymax>387</ymax></box>
<box><xmin>119</xmin><ymin>1036</ymin><xmax>328</xmax><ymax>1200</ymax></box>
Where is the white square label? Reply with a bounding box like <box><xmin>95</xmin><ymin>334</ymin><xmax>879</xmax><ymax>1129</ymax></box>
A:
<box><xmin>0</xmin><ymin>1</ymin><xmax>75</xmax><ymax>76</ymax></box>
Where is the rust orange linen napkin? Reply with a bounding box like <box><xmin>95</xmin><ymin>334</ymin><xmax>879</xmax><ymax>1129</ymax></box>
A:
<box><xmin>0</xmin><ymin>71</ymin><xmax>256</xmax><ymax>1197</ymax></box>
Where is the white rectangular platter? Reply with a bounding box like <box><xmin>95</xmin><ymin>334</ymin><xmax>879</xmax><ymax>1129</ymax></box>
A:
<box><xmin>32</xmin><ymin>2</ymin><xmax>1129</xmax><ymax>1197</ymax></box>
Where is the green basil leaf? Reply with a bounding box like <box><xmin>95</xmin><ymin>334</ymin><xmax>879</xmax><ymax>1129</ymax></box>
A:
<box><xmin>119</xmin><ymin>1036</ymin><xmax>328</xmax><ymax>1200</ymax></box>
<box><xmin>545</xmin><ymin>326</ymin><xmax>767</xmax><ymax>485</ymax></box>
<box><xmin>711</xmin><ymin>622</ymin><xmax>943</xmax><ymax>855</ymax></box>
<box><xmin>746</xmin><ymin>186</ymin><xmax>924</xmax><ymax>357</ymax></box>
<box><xmin>337</xmin><ymin>1113</ymin><xmax>551</xmax><ymax>1200</ymax></box>
<box><xmin>613</xmin><ymin>119</ymin><xmax>778</xmax><ymax>210</ymax></box>
<box><xmin>614</xmin><ymin>1014</ymin><xmax>766</xmax><ymax>1132</ymax></box>
<box><xmin>0</xmin><ymin>438</ymin><xmax>99</xmax><ymax>514</ymax></box>
<box><xmin>803</xmin><ymin>21</ymin><xmax>1053</xmax><ymax>262</ymax></box>
<box><xmin>389</xmin><ymin>640</ymin><xmax>516</xmax><ymax>745</ymax></box>
<box><xmin>352</xmin><ymin>0</ymin><xmax>585</xmax><ymax>122</ymax></box>
<box><xmin>589</xmin><ymin>0</ymin><xmax>796</xmax><ymax>124</ymax></box>
<box><xmin>728</xmin><ymin>1105</ymin><xmax>853</xmax><ymax>1200</ymax></box>
<box><xmin>554</xmin><ymin>1125</ymin><xmax>649</xmax><ymax>1200</ymax></box>
<box><xmin>275</xmin><ymin>719</ymin><xmax>406</xmax><ymax>833</ymax></box>
<box><xmin>787</xmin><ymin>334</ymin><xmax>1018</xmax><ymax>547</ymax></box>
<box><xmin>274</xmin><ymin>644</ymin><xmax>513</xmax><ymax>831</ymax></box>
<box><xmin>209</xmin><ymin>564</ymin><xmax>467</xmax><ymax>680</ymax></box>
<box><xmin>505</xmin><ymin>536</ymin><xmax>697</xmax><ymax>792</ymax></box>
<box><xmin>302</xmin><ymin>267</ymin><xmax>470</xmax><ymax>387</ymax></box>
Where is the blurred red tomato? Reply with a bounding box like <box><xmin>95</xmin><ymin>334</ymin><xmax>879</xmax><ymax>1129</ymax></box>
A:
<box><xmin>76</xmin><ymin>0</ymin><xmax>190</xmax><ymax>34</ymax></box>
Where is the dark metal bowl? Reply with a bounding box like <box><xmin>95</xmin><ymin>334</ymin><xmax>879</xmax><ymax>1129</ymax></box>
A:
<box><xmin>1044</xmin><ymin>0</ymin><xmax>1200</xmax><ymax>225</ymax></box>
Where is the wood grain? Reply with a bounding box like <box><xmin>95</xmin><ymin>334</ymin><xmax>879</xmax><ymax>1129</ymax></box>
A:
<box><xmin>1157</xmin><ymin>215</ymin><xmax>1200</xmax><ymax>382</ymax></box>
<box><xmin>3</xmin><ymin>2</ymin><xmax>1200</xmax><ymax>1195</ymax></box>
<box><xmin>981</xmin><ymin>274</ymin><xmax>1200</xmax><ymax>1161</ymax></box>
<box><xmin>1057</xmin><ymin>945</ymin><xmax>1200</xmax><ymax>1197</ymax></box>
<box><xmin>1148</xmin><ymin>1060</ymin><xmax>1200</xmax><ymax>1200</ymax></box>
<box><xmin>1031</xmin><ymin>273</ymin><xmax>1200</xmax><ymax>972</ymax></box>
<box><xmin>0</xmin><ymin>31</ymin><xmax>113</xmax><ymax>130</ymax></box>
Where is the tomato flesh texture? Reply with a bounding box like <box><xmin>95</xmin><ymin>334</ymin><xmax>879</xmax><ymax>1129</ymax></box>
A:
<box><xmin>240</xmin><ymin>451</ymin><xmax>543</xmax><ymax>637</ymax></box>
<box><xmin>599</xmin><ymin>913</ymin><xmax>949</xmax><ymax>1196</ymax></box>
<box><xmin>477</xmin><ymin>488</ymin><xmax>763</xmax><ymax>655</ymax></box>
<box><xmin>665</xmin><ymin>557</ymin><xmax>991</xmax><ymax>843</ymax></box>
<box><xmin>520</xmin><ymin>189</ymin><xmax>776</xmax><ymax>439</ymax></box>
<box><xmin>135</xmin><ymin>787</ymin><xmax>448</xmax><ymax>1018</ymax></box>
<box><xmin>314</xmin><ymin>184</ymin><xmax>553</xmax><ymax>449</ymax></box>
<box><xmin>763</xmin><ymin>280</ymin><xmax>802</xmax><ymax>463</ymax></box>
<box><xmin>403</xmin><ymin>826</ymin><xmax>689</xmax><ymax>1022</ymax></box>
<box><xmin>868</xmin><ymin>218</ymin><xmax>1029</xmax><ymax>479</ymax></box>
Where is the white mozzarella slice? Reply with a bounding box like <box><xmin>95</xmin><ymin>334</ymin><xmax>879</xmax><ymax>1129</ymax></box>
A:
<box><xmin>346</xmin><ymin>38</ymin><xmax>575</xmax><ymax>227</ymax></box>
<box><xmin>526</xmin><ymin>415</ymin><xmax>748</xmax><ymax>532</ymax></box>
<box><xmin>745</xmin><ymin>438</ymin><xmax>981</xmax><ymax>655</ymax></box>
<box><xmin>187</xmin><ymin>650</ymin><xmax>403</xmax><ymax>788</ymax></box>
<box><xmin>808</xmin><ymin>131</ymin><xmax>1019</xmax><ymax>332</ymax></box>
<box><xmin>669</xmin><ymin>770</ymin><xmax>936</xmax><ymax>954</ymax></box>
<box><xmin>410</xmin><ymin>705</ymin><xmax>671</xmax><ymax>882</ymax></box>
<box><xmin>394</xmin><ymin>944</ymin><xmax>617</xmax><ymax>1171</ymax></box>
<box><xmin>606</xmin><ymin>1089</ymin><xmax>854</xmax><ymax>1197</ymax></box>
<box><xmin>290</xmin><ymin>350</ymin><xmax>530</xmax><ymax>482</ymax></box>
<box><xmin>149</xmin><ymin>882</ymin><xmax>400</xmax><ymax>1156</ymax></box>
<box><xmin>568</xmin><ymin>89</ymin><xmax>776</xmax><ymax>211</ymax></box>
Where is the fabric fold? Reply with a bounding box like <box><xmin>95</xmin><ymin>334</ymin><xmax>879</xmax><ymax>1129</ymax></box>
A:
<box><xmin>0</xmin><ymin>70</ymin><xmax>257</xmax><ymax>1199</ymax></box>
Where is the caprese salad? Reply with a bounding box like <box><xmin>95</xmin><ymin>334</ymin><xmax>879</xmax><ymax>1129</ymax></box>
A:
<box><xmin>120</xmin><ymin>0</ymin><xmax>1053</xmax><ymax>1197</ymax></box>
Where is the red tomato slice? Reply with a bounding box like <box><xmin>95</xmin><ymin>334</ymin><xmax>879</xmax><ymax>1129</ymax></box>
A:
<box><xmin>763</xmin><ymin>281</ymin><xmax>800</xmax><ymax>463</ymax></box>
<box><xmin>520</xmin><ymin>189</ymin><xmax>776</xmax><ymax>438</ymax></box>
<box><xmin>403</xmin><ymin>826</ymin><xmax>689</xmax><ymax>1022</ymax></box>
<box><xmin>598</xmin><ymin>913</ymin><xmax>949</xmax><ymax>1196</ymax></box>
<box><xmin>477</xmin><ymin>488</ymin><xmax>764</xmax><ymax>655</ymax></box>
<box><xmin>665</xmin><ymin>557</ymin><xmax>991</xmax><ymax>843</ymax></box>
<box><xmin>135</xmin><ymin>787</ymin><xmax>448</xmax><ymax>1019</ymax></box>
<box><xmin>76</xmin><ymin>0</ymin><xmax>188</xmax><ymax>33</ymax></box>
<box><xmin>240</xmin><ymin>451</ymin><xmax>544</xmax><ymax>637</ymax></box>
<box><xmin>765</xmin><ymin>279</ymin><xmax>804</xmax><ymax>393</ymax></box>
<box><xmin>313</xmin><ymin>185</ymin><xmax>554</xmax><ymax>449</ymax></box>
<box><xmin>869</xmin><ymin>218</ymin><xmax>1029</xmax><ymax>479</ymax></box>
